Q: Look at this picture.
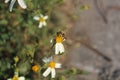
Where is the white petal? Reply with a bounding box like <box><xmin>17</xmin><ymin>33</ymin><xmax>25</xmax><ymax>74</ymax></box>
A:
<box><xmin>55</xmin><ymin>63</ymin><xmax>61</xmax><ymax>68</ymax></box>
<box><xmin>55</xmin><ymin>43</ymin><xmax>64</xmax><ymax>54</ymax></box>
<box><xmin>38</xmin><ymin>22</ymin><xmax>43</xmax><ymax>28</ymax></box>
<box><xmin>7</xmin><ymin>78</ymin><xmax>12</xmax><ymax>80</ymax></box>
<box><xmin>42</xmin><ymin>57</ymin><xmax>52</xmax><ymax>63</ymax></box>
<box><xmin>40</xmin><ymin>14</ymin><xmax>43</xmax><ymax>17</ymax></box>
<box><xmin>55</xmin><ymin>43</ymin><xmax>59</xmax><ymax>55</ymax></box>
<box><xmin>18</xmin><ymin>77</ymin><xmax>25</xmax><ymax>80</ymax></box>
<box><xmin>33</xmin><ymin>16</ymin><xmax>40</xmax><ymax>20</ymax></box>
<box><xmin>9</xmin><ymin>0</ymin><xmax>16</xmax><ymax>12</ymax></box>
<box><xmin>59</xmin><ymin>43</ymin><xmax>64</xmax><ymax>53</ymax></box>
<box><xmin>44</xmin><ymin>16</ymin><xmax>48</xmax><ymax>19</ymax></box>
<box><xmin>43</xmin><ymin>67</ymin><xmax>51</xmax><ymax>77</ymax></box>
<box><xmin>17</xmin><ymin>0</ymin><xmax>27</xmax><ymax>9</ymax></box>
<box><xmin>49</xmin><ymin>56</ymin><xmax>53</xmax><ymax>62</ymax></box>
<box><xmin>42</xmin><ymin>57</ymin><xmax>49</xmax><ymax>63</ymax></box>
<box><xmin>43</xmin><ymin>21</ymin><xmax>47</xmax><ymax>26</ymax></box>
<box><xmin>51</xmin><ymin>68</ymin><xmax>56</xmax><ymax>78</ymax></box>
<box><xmin>5</xmin><ymin>0</ymin><xmax>10</xmax><ymax>3</ymax></box>
<box><xmin>42</xmin><ymin>57</ymin><xmax>48</xmax><ymax>63</ymax></box>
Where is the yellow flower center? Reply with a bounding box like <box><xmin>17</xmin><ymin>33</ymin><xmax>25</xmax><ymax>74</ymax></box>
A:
<box><xmin>49</xmin><ymin>61</ymin><xmax>55</xmax><ymax>68</ymax></box>
<box><xmin>56</xmin><ymin>36</ymin><xmax>63</xmax><ymax>43</ymax></box>
<box><xmin>32</xmin><ymin>65</ymin><xmax>40</xmax><ymax>72</ymax></box>
<box><xmin>12</xmin><ymin>75</ymin><xmax>18</xmax><ymax>80</ymax></box>
<box><xmin>40</xmin><ymin>17</ymin><xmax>45</xmax><ymax>22</ymax></box>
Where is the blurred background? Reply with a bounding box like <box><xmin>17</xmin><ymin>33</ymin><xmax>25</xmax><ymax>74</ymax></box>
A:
<box><xmin>1</xmin><ymin>0</ymin><xmax>120</xmax><ymax>80</ymax></box>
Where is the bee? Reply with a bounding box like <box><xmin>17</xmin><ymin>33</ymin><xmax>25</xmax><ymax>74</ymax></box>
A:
<box><xmin>56</xmin><ymin>31</ymin><xmax>66</xmax><ymax>42</ymax></box>
<box><xmin>51</xmin><ymin>31</ymin><xmax>66</xmax><ymax>55</ymax></box>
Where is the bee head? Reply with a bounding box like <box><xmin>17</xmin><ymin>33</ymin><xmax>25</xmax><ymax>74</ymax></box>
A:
<box><xmin>57</xmin><ymin>31</ymin><xmax>62</xmax><ymax>37</ymax></box>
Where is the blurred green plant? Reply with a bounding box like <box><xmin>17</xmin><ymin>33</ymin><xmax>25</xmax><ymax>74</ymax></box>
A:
<box><xmin>0</xmin><ymin>0</ymin><xmax>89</xmax><ymax>80</ymax></box>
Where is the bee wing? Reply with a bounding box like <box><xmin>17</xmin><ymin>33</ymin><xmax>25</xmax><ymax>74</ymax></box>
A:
<box><xmin>62</xmin><ymin>33</ymin><xmax>66</xmax><ymax>41</ymax></box>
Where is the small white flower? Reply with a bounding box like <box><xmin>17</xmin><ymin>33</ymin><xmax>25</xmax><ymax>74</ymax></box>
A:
<box><xmin>33</xmin><ymin>14</ymin><xmax>48</xmax><ymax>28</ymax></box>
<box><xmin>42</xmin><ymin>61</ymin><xmax>61</xmax><ymax>78</ymax></box>
<box><xmin>7</xmin><ymin>72</ymin><xmax>25</xmax><ymax>80</ymax></box>
<box><xmin>5</xmin><ymin>0</ymin><xmax>27</xmax><ymax>12</ymax></box>
<box><xmin>55</xmin><ymin>35</ymin><xmax>65</xmax><ymax>55</ymax></box>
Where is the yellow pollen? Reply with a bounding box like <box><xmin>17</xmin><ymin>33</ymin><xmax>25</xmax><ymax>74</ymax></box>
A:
<box><xmin>40</xmin><ymin>17</ymin><xmax>45</xmax><ymax>22</ymax></box>
<box><xmin>12</xmin><ymin>75</ymin><xmax>18</xmax><ymax>80</ymax></box>
<box><xmin>56</xmin><ymin>36</ymin><xmax>63</xmax><ymax>43</ymax></box>
<box><xmin>49</xmin><ymin>61</ymin><xmax>55</xmax><ymax>68</ymax></box>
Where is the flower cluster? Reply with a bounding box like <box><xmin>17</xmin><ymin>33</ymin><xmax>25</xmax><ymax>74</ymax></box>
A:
<box><xmin>4</xmin><ymin>1</ymin><xmax>66</xmax><ymax>79</ymax></box>
<box><xmin>40</xmin><ymin>31</ymin><xmax>65</xmax><ymax>78</ymax></box>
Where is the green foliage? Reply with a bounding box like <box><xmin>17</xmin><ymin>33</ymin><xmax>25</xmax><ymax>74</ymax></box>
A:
<box><xmin>0</xmin><ymin>0</ymin><xmax>88</xmax><ymax>80</ymax></box>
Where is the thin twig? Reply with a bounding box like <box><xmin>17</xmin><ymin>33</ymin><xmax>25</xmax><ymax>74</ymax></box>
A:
<box><xmin>94</xmin><ymin>0</ymin><xmax>108</xmax><ymax>24</ymax></box>
<box><xmin>66</xmin><ymin>37</ymin><xmax>112</xmax><ymax>62</ymax></box>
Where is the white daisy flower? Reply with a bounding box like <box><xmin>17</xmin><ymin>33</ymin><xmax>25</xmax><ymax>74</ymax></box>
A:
<box><xmin>5</xmin><ymin>0</ymin><xmax>27</xmax><ymax>12</ymax></box>
<box><xmin>42</xmin><ymin>61</ymin><xmax>61</xmax><ymax>78</ymax></box>
<box><xmin>55</xmin><ymin>34</ymin><xmax>65</xmax><ymax>55</ymax></box>
<box><xmin>33</xmin><ymin>14</ymin><xmax>48</xmax><ymax>28</ymax></box>
<box><xmin>7</xmin><ymin>72</ymin><xmax>25</xmax><ymax>80</ymax></box>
